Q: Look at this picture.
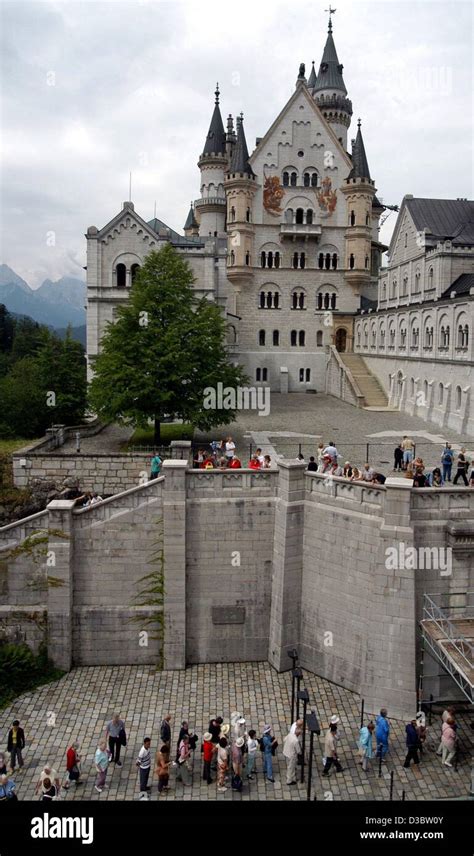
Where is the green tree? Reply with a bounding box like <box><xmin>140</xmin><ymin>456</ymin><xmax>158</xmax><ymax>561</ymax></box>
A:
<box><xmin>88</xmin><ymin>244</ymin><xmax>248</xmax><ymax>443</ymax></box>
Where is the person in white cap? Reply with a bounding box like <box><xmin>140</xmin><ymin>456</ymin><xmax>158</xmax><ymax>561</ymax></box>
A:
<box><xmin>283</xmin><ymin>727</ymin><xmax>301</xmax><ymax>785</ymax></box>
<box><xmin>232</xmin><ymin>737</ymin><xmax>245</xmax><ymax>777</ymax></box>
<box><xmin>233</xmin><ymin>717</ymin><xmax>246</xmax><ymax>742</ymax></box>
<box><xmin>322</xmin><ymin>722</ymin><xmax>343</xmax><ymax>776</ymax></box>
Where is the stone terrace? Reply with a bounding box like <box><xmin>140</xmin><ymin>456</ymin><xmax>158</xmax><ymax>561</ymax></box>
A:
<box><xmin>1</xmin><ymin>663</ymin><xmax>471</xmax><ymax>802</ymax></box>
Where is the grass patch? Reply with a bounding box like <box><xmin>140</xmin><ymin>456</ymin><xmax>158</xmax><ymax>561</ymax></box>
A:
<box><xmin>0</xmin><ymin>438</ymin><xmax>40</xmax><ymax>455</ymax></box>
<box><xmin>124</xmin><ymin>423</ymin><xmax>194</xmax><ymax>449</ymax></box>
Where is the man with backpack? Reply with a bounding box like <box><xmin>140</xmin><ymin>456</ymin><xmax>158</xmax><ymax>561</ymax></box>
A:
<box><xmin>453</xmin><ymin>448</ymin><xmax>469</xmax><ymax>486</ymax></box>
<box><xmin>441</xmin><ymin>443</ymin><xmax>454</xmax><ymax>481</ymax></box>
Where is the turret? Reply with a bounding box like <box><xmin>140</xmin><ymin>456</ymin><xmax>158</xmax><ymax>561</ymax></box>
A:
<box><xmin>196</xmin><ymin>84</ymin><xmax>228</xmax><ymax>237</ymax></box>
<box><xmin>340</xmin><ymin>120</ymin><xmax>377</xmax><ymax>290</ymax></box>
<box><xmin>312</xmin><ymin>17</ymin><xmax>352</xmax><ymax>149</ymax></box>
<box><xmin>224</xmin><ymin>114</ymin><xmax>257</xmax><ymax>284</ymax></box>
<box><xmin>183</xmin><ymin>201</ymin><xmax>199</xmax><ymax>237</ymax></box>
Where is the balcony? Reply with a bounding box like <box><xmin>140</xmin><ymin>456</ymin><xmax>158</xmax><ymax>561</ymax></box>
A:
<box><xmin>280</xmin><ymin>222</ymin><xmax>322</xmax><ymax>242</ymax></box>
<box><xmin>194</xmin><ymin>196</ymin><xmax>227</xmax><ymax>209</ymax></box>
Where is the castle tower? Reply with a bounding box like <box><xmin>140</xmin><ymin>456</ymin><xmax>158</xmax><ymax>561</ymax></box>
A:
<box><xmin>183</xmin><ymin>201</ymin><xmax>199</xmax><ymax>237</ymax></box>
<box><xmin>340</xmin><ymin>119</ymin><xmax>377</xmax><ymax>291</ymax></box>
<box><xmin>196</xmin><ymin>84</ymin><xmax>228</xmax><ymax>237</ymax></box>
<box><xmin>224</xmin><ymin>114</ymin><xmax>257</xmax><ymax>284</ymax></box>
<box><xmin>312</xmin><ymin>17</ymin><xmax>352</xmax><ymax>149</ymax></box>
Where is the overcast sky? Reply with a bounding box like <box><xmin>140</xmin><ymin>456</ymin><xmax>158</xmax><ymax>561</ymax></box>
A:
<box><xmin>0</xmin><ymin>0</ymin><xmax>472</xmax><ymax>287</ymax></box>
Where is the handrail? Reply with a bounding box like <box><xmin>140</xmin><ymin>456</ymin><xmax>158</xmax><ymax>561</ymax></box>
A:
<box><xmin>422</xmin><ymin>594</ymin><xmax>473</xmax><ymax>668</ymax></box>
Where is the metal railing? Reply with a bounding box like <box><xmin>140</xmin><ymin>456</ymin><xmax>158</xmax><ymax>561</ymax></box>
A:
<box><xmin>421</xmin><ymin>592</ymin><xmax>473</xmax><ymax>703</ymax></box>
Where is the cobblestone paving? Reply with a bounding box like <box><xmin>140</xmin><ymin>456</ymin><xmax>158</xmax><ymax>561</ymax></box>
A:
<box><xmin>1</xmin><ymin>664</ymin><xmax>471</xmax><ymax>802</ymax></box>
<box><xmin>194</xmin><ymin>394</ymin><xmax>474</xmax><ymax>472</ymax></box>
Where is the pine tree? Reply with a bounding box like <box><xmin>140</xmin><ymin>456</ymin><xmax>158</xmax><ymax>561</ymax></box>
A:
<box><xmin>88</xmin><ymin>244</ymin><xmax>248</xmax><ymax>443</ymax></box>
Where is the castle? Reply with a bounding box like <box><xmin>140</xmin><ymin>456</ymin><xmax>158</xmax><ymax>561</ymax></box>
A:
<box><xmin>85</xmin><ymin>14</ymin><xmax>473</xmax><ymax>429</ymax></box>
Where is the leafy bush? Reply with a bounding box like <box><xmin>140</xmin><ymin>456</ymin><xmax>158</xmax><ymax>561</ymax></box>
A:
<box><xmin>0</xmin><ymin>641</ymin><xmax>63</xmax><ymax>709</ymax></box>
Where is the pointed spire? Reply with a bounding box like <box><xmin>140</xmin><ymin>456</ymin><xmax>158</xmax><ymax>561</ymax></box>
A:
<box><xmin>183</xmin><ymin>201</ymin><xmax>198</xmax><ymax>231</ymax></box>
<box><xmin>202</xmin><ymin>83</ymin><xmax>226</xmax><ymax>156</ymax></box>
<box><xmin>314</xmin><ymin>18</ymin><xmax>347</xmax><ymax>95</ymax></box>
<box><xmin>348</xmin><ymin>120</ymin><xmax>372</xmax><ymax>180</ymax></box>
<box><xmin>307</xmin><ymin>60</ymin><xmax>317</xmax><ymax>90</ymax></box>
<box><xmin>229</xmin><ymin>114</ymin><xmax>255</xmax><ymax>177</ymax></box>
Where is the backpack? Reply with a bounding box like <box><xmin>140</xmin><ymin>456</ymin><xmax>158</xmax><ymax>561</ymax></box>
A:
<box><xmin>231</xmin><ymin>773</ymin><xmax>243</xmax><ymax>792</ymax></box>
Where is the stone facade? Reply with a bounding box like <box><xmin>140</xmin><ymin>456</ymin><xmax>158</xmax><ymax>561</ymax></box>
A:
<box><xmin>2</xmin><ymin>463</ymin><xmax>473</xmax><ymax>719</ymax></box>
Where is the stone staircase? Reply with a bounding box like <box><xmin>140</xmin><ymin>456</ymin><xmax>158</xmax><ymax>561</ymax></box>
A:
<box><xmin>338</xmin><ymin>353</ymin><xmax>389</xmax><ymax>408</ymax></box>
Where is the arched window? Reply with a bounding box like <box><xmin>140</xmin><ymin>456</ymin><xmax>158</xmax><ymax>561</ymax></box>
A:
<box><xmin>256</xmin><ymin>368</ymin><xmax>261</xmax><ymax>381</ymax></box>
<box><xmin>303</xmin><ymin>172</ymin><xmax>310</xmax><ymax>187</ymax></box>
<box><xmin>258</xmin><ymin>330</ymin><xmax>265</xmax><ymax>346</ymax></box>
<box><xmin>261</xmin><ymin>251</ymin><xmax>266</xmax><ymax>268</ymax></box>
<box><xmin>331</xmin><ymin>293</ymin><xmax>336</xmax><ymax>310</ymax></box>
<box><xmin>283</xmin><ymin>172</ymin><xmax>289</xmax><ymax>187</ymax></box>
<box><xmin>410</xmin><ymin>378</ymin><xmax>415</xmax><ymax>397</ymax></box>
<box><xmin>306</xmin><ymin>209</ymin><xmax>313</xmax><ymax>224</ymax></box>
<box><xmin>317</xmin><ymin>293</ymin><xmax>323</xmax><ymax>310</ymax></box>
<box><xmin>230</xmin><ymin>206</ymin><xmax>236</xmax><ymax>222</ymax></box>
<box><xmin>230</xmin><ymin>250</ymin><xmax>235</xmax><ymax>265</ymax></box>
<box><xmin>382</xmin><ymin>281</ymin><xmax>387</xmax><ymax>299</ymax></box>
<box><xmin>349</xmin><ymin>254</ymin><xmax>355</xmax><ymax>269</ymax></box>
<box><xmin>316</xmin><ymin>330</ymin><xmax>323</xmax><ymax>346</ymax></box>
<box><xmin>273</xmin><ymin>330</ymin><xmax>280</xmax><ymax>346</ymax></box>
<box><xmin>299</xmin><ymin>330</ymin><xmax>305</xmax><ymax>346</ymax></box>
<box><xmin>296</xmin><ymin>208</ymin><xmax>304</xmax><ymax>224</ymax></box>
<box><xmin>262</xmin><ymin>368</ymin><xmax>268</xmax><ymax>381</ymax></box>
<box><xmin>428</xmin><ymin>267</ymin><xmax>433</xmax><ymax>287</ymax></box>
<box><xmin>400</xmin><ymin>328</ymin><xmax>407</xmax><ymax>348</ymax></box>
<box><xmin>311</xmin><ymin>172</ymin><xmax>318</xmax><ymax>187</ymax></box>
<box><xmin>285</xmin><ymin>208</ymin><xmax>293</xmax><ymax>224</ymax></box>
<box><xmin>246</xmin><ymin>208</ymin><xmax>251</xmax><ymax>222</ymax></box>
<box><xmin>290</xmin><ymin>330</ymin><xmax>297</xmax><ymax>346</ymax></box>
<box><xmin>116</xmin><ymin>263</ymin><xmax>126</xmax><ymax>288</ymax></box>
<box><xmin>245</xmin><ymin>252</ymin><xmax>250</xmax><ymax>266</ymax></box>
<box><xmin>274</xmin><ymin>292</ymin><xmax>280</xmax><ymax>309</ymax></box>
<box><xmin>130</xmin><ymin>263</ymin><xmax>140</xmax><ymax>284</ymax></box>
<box><xmin>300</xmin><ymin>252</ymin><xmax>305</xmax><ymax>269</ymax></box>
<box><xmin>306</xmin><ymin>368</ymin><xmax>311</xmax><ymax>382</ymax></box>
<box><xmin>267</xmin><ymin>251</ymin><xmax>273</xmax><ymax>269</ymax></box>
<box><xmin>455</xmin><ymin>385</ymin><xmax>462</xmax><ymax>410</ymax></box>
<box><xmin>325</xmin><ymin>253</ymin><xmax>331</xmax><ymax>270</ymax></box>
<box><xmin>438</xmin><ymin>383</ymin><xmax>443</xmax><ymax>405</ymax></box>
<box><xmin>365</xmin><ymin>255</ymin><xmax>369</xmax><ymax>269</ymax></box>
<box><xmin>293</xmin><ymin>252</ymin><xmax>298</xmax><ymax>269</ymax></box>
<box><xmin>366</xmin><ymin>213</ymin><xmax>370</xmax><ymax>226</ymax></box>
<box><xmin>275</xmin><ymin>252</ymin><xmax>280</xmax><ymax>269</ymax></box>
<box><xmin>402</xmin><ymin>276</ymin><xmax>408</xmax><ymax>296</ymax></box>
<box><xmin>350</xmin><ymin>210</ymin><xmax>356</xmax><ymax>226</ymax></box>
<box><xmin>266</xmin><ymin>291</ymin><xmax>273</xmax><ymax>308</ymax></box>
<box><xmin>260</xmin><ymin>291</ymin><xmax>266</xmax><ymax>308</ymax></box>
<box><xmin>404</xmin><ymin>232</ymin><xmax>408</xmax><ymax>247</ymax></box>
<box><xmin>332</xmin><ymin>253</ymin><xmax>338</xmax><ymax>269</ymax></box>
<box><xmin>290</xmin><ymin>172</ymin><xmax>297</xmax><ymax>186</ymax></box>
<box><xmin>464</xmin><ymin>325</ymin><xmax>469</xmax><ymax>347</ymax></box>
<box><xmin>292</xmin><ymin>291</ymin><xmax>305</xmax><ymax>310</ymax></box>
<box><xmin>318</xmin><ymin>253</ymin><xmax>324</xmax><ymax>269</ymax></box>
<box><xmin>415</xmin><ymin>270</ymin><xmax>420</xmax><ymax>291</ymax></box>
<box><xmin>424</xmin><ymin>379</ymin><xmax>428</xmax><ymax>401</ymax></box>
<box><xmin>299</xmin><ymin>368</ymin><xmax>305</xmax><ymax>382</ymax></box>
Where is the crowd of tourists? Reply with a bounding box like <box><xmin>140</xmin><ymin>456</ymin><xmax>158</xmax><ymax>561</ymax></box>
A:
<box><xmin>0</xmin><ymin>702</ymin><xmax>466</xmax><ymax>802</ymax></box>
<box><xmin>184</xmin><ymin>435</ymin><xmax>474</xmax><ymax>488</ymax></box>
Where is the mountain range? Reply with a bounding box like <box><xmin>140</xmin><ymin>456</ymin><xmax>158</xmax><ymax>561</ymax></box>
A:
<box><xmin>0</xmin><ymin>264</ymin><xmax>86</xmax><ymax>330</ymax></box>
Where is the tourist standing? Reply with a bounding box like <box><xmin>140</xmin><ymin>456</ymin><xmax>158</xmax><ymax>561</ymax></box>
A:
<box><xmin>403</xmin><ymin>720</ymin><xmax>420</xmax><ymax>768</ymax></box>
<box><xmin>136</xmin><ymin>737</ymin><xmax>152</xmax><ymax>795</ymax></box>
<box><xmin>7</xmin><ymin>720</ymin><xmax>25</xmax><ymax>773</ymax></box>
<box><xmin>34</xmin><ymin>766</ymin><xmax>61</xmax><ymax>796</ymax></box>
<box><xmin>150</xmin><ymin>453</ymin><xmax>162</xmax><ymax>480</ymax></box>
<box><xmin>160</xmin><ymin>715</ymin><xmax>172</xmax><ymax>749</ymax></box>
<box><xmin>358</xmin><ymin>721</ymin><xmax>375</xmax><ymax>772</ymax></box>
<box><xmin>64</xmin><ymin>740</ymin><xmax>82</xmax><ymax>789</ymax></box>
<box><xmin>441</xmin><ymin>444</ymin><xmax>454</xmax><ymax>482</ymax></box>
<box><xmin>105</xmin><ymin>713</ymin><xmax>125</xmax><ymax>767</ymax></box>
<box><xmin>361</xmin><ymin>463</ymin><xmax>375</xmax><ymax>481</ymax></box>
<box><xmin>94</xmin><ymin>740</ymin><xmax>110</xmax><ymax>793</ymax></box>
<box><xmin>453</xmin><ymin>448</ymin><xmax>469</xmax><ymax>486</ymax></box>
<box><xmin>175</xmin><ymin>734</ymin><xmax>191</xmax><ymax>786</ymax></box>
<box><xmin>155</xmin><ymin>745</ymin><xmax>170</xmax><ymax>795</ymax></box>
<box><xmin>322</xmin><ymin>723</ymin><xmax>343</xmax><ymax>776</ymax></box>
<box><xmin>436</xmin><ymin>707</ymin><xmax>456</xmax><ymax>755</ymax></box>
<box><xmin>375</xmin><ymin>709</ymin><xmax>390</xmax><ymax>759</ymax></box>
<box><xmin>176</xmin><ymin>721</ymin><xmax>189</xmax><ymax>762</ymax></box>
<box><xmin>307</xmin><ymin>456</ymin><xmax>318</xmax><ymax>472</ymax></box>
<box><xmin>441</xmin><ymin>718</ymin><xmax>457</xmax><ymax>768</ymax></box>
<box><xmin>322</xmin><ymin>441</ymin><xmax>339</xmax><ymax>463</ymax></box>
<box><xmin>225</xmin><ymin>437</ymin><xmax>236</xmax><ymax>461</ymax></box>
<box><xmin>401</xmin><ymin>436</ymin><xmax>414</xmax><ymax>470</ymax></box>
<box><xmin>202</xmin><ymin>732</ymin><xmax>216</xmax><ymax>785</ymax></box>
<box><xmin>261</xmin><ymin>725</ymin><xmax>277</xmax><ymax>783</ymax></box>
<box><xmin>283</xmin><ymin>727</ymin><xmax>301</xmax><ymax>785</ymax></box>
<box><xmin>394</xmin><ymin>444</ymin><xmax>404</xmax><ymax>471</ymax></box>
<box><xmin>217</xmin><ymin>737</ymin><xmax>229</xmax><ymax>792</ymax></box>
<box><xmin>40</xmin><ymin>777</ymin><xmax>57</xmax><ymax>801</ymax></box>
<box><xmin>232</xmin><ymin>737</ymin><xmax>244</xmax><ymax>781</ymax></box>
<box><xmin>246</xmin><ymin>730</ymin><xmax>258</xmax><ymax>780</ymax></box>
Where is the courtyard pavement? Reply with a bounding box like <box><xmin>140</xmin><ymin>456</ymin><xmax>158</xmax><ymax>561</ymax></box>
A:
<box><xmin>194</xmin><ymin>393</ymin><xmax>474</xmax><ymax>473</ymax></box>
<box><xmin>1</xmin><ymin>663</ymin><xmax>471</xmax><ymax>802</ymax></box>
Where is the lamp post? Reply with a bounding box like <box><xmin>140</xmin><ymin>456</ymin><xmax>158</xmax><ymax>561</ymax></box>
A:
<box><xmin>306</xmin><ymin>710</ymin><xmax>321</xmax><ymax>801</ymax></box>
<box><xmin>294</xmin><ymin>668</ymin><xmax>303</xmax><ymax>720</ymax></box>
<box><xmin>298</xmin><ymin>688</ymin><xmax>309</xmax><ymax>782</ymax></box>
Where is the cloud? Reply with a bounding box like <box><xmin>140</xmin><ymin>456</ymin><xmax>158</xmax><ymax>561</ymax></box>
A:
<box><xmin>0</xmin><ymin>0</ymin><xmax>472</xmax><ymax>286</ymax></box>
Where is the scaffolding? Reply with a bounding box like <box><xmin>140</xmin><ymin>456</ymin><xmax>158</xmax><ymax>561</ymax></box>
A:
<box><xmin>420</xmin><ymin>592</ymin><xmax>474</xmax><ymax>704</ymax></box>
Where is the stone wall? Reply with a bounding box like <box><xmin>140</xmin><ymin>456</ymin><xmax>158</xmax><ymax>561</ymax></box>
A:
<box><xmin>325</xmin><ymin>345</ymin><xmax>365</xmax><ymax>407</ymax></box>
<box><xmin>1</xmin><ymin>464</ymin><xmax>473</xmax><ymax>717</ymax></box>
<box><xmin>12</xmin><ymin>452</ymin><xmax>154</xmax><ymax>495</ymax></box>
